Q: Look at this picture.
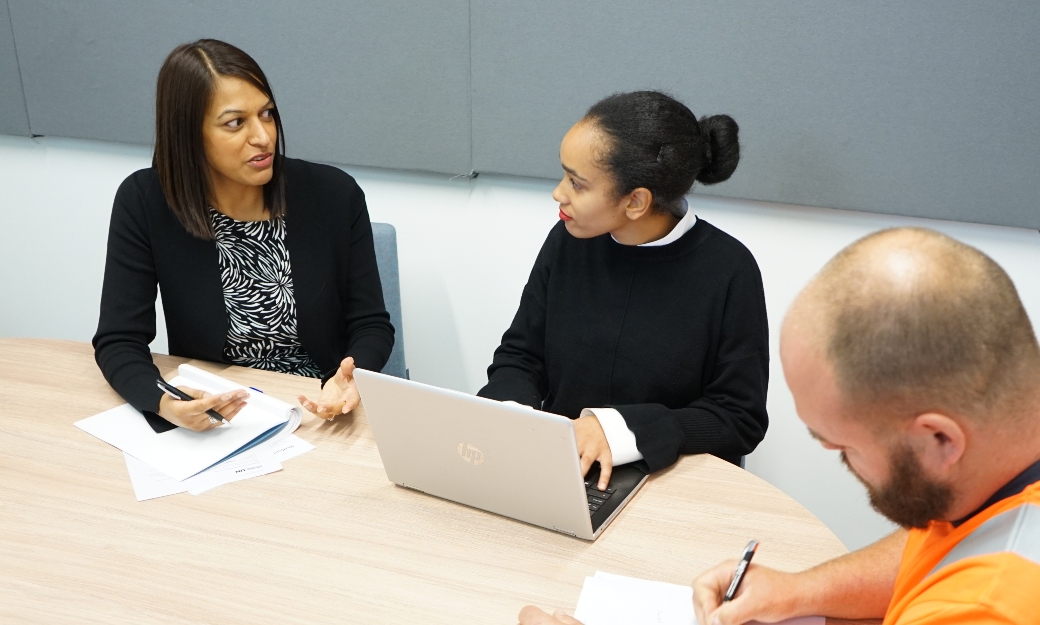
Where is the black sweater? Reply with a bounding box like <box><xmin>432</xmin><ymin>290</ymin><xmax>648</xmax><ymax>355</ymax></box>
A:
<box><xmin>93</xmin><ymin>158</ymin><xmax>394</xmax><ymax>415</ymax></box>
<box><xmin>478</xmin><ymin>219</ymin><xmax>769</xmax><ymax>471</ymax></box>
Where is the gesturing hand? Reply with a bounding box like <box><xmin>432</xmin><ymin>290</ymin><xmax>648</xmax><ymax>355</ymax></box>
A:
<box><xmin>157</xmin><ymin>386</ymin><xmax>249</xmax><ymax>432</ymax></box>
<box><xmin>574</xmin><ymin>414</ymin><xmax>613</xmax><ymax>490</ymax></box>
<box><xmin>517</xmin><ymin>606</ymin><xmax>583</xmax><ymax>624</ymax></box>
<box><xmin>693</xmin><ymin>560</ymin><xmax>798</xmax><ymax>625</ymax></box>
<box><xmin>298</xmin><ymin>357</ymin><xmax>360</xmax><ymax>420</ymax></box>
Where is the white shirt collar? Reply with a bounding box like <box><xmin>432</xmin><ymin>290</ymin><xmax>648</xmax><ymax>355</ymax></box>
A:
<box><xmin>612</xmin><ymin>198</ymin><xmax>696</xmax><ymax>247</ymax></box>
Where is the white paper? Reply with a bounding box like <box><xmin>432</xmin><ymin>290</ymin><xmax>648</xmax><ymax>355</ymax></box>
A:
<box><xmin>573</xmin><ymin>571</ymin><xmax>824</xmax><ymax>625</ymax></box>
<box><xmin>267</xmin><ymin>434</ymin><xmax>316</xmax><ymax>462</ymax></box>
<box><xmin>76</xmin><ymin>364</ymin><xmax>298</xmax><ymax>481</ymax></box>
<box><xmin>124</xmin><ymin>448</ymin><xmax>282</xmax><ymax>500</ymax></box>
<box><xmin>125</xmin><ymin>452</ymin><xmax>191</xmax><ymax>501</ymax></box>
<box><xmin>176</xmin><ymin>365</ymin><xmax>303</xmax><ymax>447</ymax></box>
<box><xmin>574</xmin><ymin>571</ymin><xmax>695</xmax><ymax>625</ymax></box>
<box><xmin>187</xmin><ymin>448</ymin><xmax>281</xmax><ymax>495</ymax></box>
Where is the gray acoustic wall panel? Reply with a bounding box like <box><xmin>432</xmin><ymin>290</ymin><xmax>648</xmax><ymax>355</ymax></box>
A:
<box><xmin>472</xmin><ymin>1</ymin><xmax>1040</xmax><ymax>229</ymax></box>
<box><xmin>0</xmin><ymin>0</ymin><xmax>29</xmax><ymax>135</ymax></box>
<box><xmin>9</xmin><ymin>0</ymin><xmax>471</xmax><ymax>174</ymax></box>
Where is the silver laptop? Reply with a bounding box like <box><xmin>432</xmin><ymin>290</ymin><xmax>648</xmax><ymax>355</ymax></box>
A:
<box><xmin>354</xmin><ymin>369</ymin><xmax>648</xmax><ymax>540</ymax></box>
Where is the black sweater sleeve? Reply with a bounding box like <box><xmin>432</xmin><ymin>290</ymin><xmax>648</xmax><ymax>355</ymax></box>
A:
<box><xmin>612</xmin><ymin>260</ymin><xmax>769</xmax><ymax>471</ymax></box>
<box><xmin>476</xmin><ymin>227</ymin><xmax>560</xmax><ymax>408</ymax></box>
<box><xmin>92</xmin><ymin>175</ymin><xmax>165</xmax><ymax>414</ymax></box>
<box><xmin>322</xmin><ymin>183</ymin><xmax>395</xmax><ymax>382</ymax></box>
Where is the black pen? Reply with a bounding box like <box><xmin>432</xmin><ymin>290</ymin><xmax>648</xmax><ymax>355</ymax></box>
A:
<box><xmin>723</xmin><ymin>539</ymin><xmax>759</xmax><ymax>602</ymax></box>
<box><xmin>156</xmin><ymin>378</ymin><xmax>230</xmax><ymax>425</ymax></box>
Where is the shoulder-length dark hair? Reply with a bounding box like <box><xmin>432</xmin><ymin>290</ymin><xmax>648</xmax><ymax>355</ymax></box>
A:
<box><xmin>153</xmin><ymin>39</ymin><xmax>286</xmax><ymax>239</ymax></box>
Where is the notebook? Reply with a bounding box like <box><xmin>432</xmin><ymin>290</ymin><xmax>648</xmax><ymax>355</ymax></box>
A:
<box><xmin>75</xmin><ymin>364</ymin><xmax>301</xmax><ymax>481</ymax></box>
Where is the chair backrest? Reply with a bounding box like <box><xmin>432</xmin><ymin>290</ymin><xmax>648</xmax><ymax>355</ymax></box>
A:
<box><xmin>371</xmin><ymin>223</ymin><xmax>407</xmax><ymax>379</ymax></box>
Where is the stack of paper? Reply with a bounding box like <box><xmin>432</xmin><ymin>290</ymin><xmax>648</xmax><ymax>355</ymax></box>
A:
<box><xmin>75</xmin><ymin>364</ymin><xmax>316</xmax><ymax>501</ymax></box>
<box><xmin>124</xmin><ymin>434</ymin><xmax>315</xmax><ymax>500</ymax></box>
<box><xmin>573</xmin><ymin>571</ymin><xmax>823</xmax><ymax>625</ymax></box>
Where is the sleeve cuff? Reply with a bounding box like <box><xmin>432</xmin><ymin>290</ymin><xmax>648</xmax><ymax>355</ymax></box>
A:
<box><xmin>582</xmin><ymin>407</ymin><xmax>644</xmax><ymax>465</ymax></box>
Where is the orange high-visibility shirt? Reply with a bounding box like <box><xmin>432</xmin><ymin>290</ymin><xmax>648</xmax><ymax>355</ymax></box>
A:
<box><xmin>884</xmin><ymin>480</ymin><xmax>1040</xmax><ymax>624</ymax></box>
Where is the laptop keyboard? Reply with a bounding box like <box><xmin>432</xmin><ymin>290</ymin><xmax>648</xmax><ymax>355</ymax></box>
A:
<box><xmin>584</xmin><ymin>480</ymin><xmax>617</xmax><ymax>513</ymax></box>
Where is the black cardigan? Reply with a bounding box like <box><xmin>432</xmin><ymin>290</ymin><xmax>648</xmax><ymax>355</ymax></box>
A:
<box><xmin>93</xmin><ymin>158</ymin><xmax>395</xmax><ymax>415</ymax></box>
<box><xmin>478</xmin><ymin>219</ymin><xmax>769</xmax><ymax>471</ymax></box>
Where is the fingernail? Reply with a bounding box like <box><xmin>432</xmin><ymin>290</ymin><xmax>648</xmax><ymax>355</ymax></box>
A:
<box><xmin>221</xmin><ymin>394</ymin><xmax>231</xmax><ymax>401</ymax></box>
<box><xmin>599</xmin><ymin>482</ymin><xmax>606</xmax><ymax>489</ymax></box>
<box><xmin>318</xmin><ymin>405</ymin><xmax>325</xmax><ymax>412</ymax></box>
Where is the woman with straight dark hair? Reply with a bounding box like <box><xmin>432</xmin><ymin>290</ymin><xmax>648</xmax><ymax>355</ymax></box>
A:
<box><xmin>93</xmin><ymin>39</ymin><xmax>394</xmax><ymax>431</ymax></box>
<box><xmin>478</xmin><ymin>91</ymin><xmax>769</xmax><ymax>492</ymax></box>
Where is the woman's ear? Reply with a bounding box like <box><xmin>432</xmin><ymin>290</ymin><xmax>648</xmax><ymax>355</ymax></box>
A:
<box><xmin>624</xmin><ymin>188</ymin><xmax>654</xmax><ymax>221</ymax></box>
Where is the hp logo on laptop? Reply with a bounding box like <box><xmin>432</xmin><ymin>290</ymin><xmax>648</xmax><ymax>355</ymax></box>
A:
<box><xmin>457</xmin><ymin>442</ymin><xmax>485</xmax><ymax>465</ymax></box>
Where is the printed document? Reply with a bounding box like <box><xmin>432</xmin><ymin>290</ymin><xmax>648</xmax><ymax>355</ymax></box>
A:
<box><xmin>123</xmin><ymin>434</ymin><xmax>315</xmax><ymax>500</ymax></box>
<box><xmin>75</xmin><ymin>364</ymin><xmax>300</xmax><ymax>481</ymax></box>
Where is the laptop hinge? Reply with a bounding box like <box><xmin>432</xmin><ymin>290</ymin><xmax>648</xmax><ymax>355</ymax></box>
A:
<box><xmin>553</xmin><ymin>527</ymin><xmax>577</xmax><ymax>537</ymax></box>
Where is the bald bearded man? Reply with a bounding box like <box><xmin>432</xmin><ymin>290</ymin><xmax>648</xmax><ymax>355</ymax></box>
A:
<box><xmin>518</xmin><ymin>227</ymin><xmax>1040</xmax><ymax>625</ymax></box>
<box><xmin>692</xmin><ymin>227</ymin><xmax>1040</xmax><ymax>625</ymax></box>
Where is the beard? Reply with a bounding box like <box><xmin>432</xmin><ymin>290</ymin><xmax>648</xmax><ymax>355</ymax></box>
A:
<box><xmin>841</xmin><ymin>444</ymin><xmax>954</xmax><ymax>529</ymax></box>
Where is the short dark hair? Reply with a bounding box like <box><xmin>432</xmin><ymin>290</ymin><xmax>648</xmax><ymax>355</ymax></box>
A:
<box><xmin>583</xmin><ymin>91</ymin><xmax>739</xmax><ymax>217</ymax></box>
<box><xmin>152</xmin><ymin>39</ymin><xmax>286</xmax><ymax>239</ymax></box>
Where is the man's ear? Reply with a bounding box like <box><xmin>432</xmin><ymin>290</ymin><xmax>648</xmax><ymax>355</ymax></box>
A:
<box><xmin>909</xmin><ymin>412</ymin><xmax>967</xmax><ymax>478</ymax></box>
<box><xmin>623</xmin><ymin>188</ymin><xmax>653</xmax><ymax>221</ymax></box>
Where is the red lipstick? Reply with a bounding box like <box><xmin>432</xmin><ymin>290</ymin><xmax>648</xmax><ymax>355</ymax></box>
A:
<box><xmin>559</xmin><ymin>208</ymin><xmax>573</xmax><ymax>221</ymax></box>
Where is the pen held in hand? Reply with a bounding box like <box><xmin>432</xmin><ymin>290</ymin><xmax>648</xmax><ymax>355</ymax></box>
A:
<box><xmin>156</xmin><ymin>378</ymin><xmax>231</xmax><ymax>425</ymax></box>
<box><xmin>723</xmin><ymin>539</ymin><xmax>759</xmax><ymax>602</ymax></box>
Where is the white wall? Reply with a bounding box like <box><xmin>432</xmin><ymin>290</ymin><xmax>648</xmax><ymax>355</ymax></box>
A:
<box><xmin>3</xmin><ymin>134</ymin><xmax>1039</xmax><ymax>551</ymax></box>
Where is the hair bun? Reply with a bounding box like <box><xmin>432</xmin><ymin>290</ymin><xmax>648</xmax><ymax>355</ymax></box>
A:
<box><xmin>695</xmin><ymin>115</ymin><xmax>740</xmax><ymax>185</ymax></box>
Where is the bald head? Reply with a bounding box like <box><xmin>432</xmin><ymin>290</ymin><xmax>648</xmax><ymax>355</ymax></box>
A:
<box><xmin>785</xmin><ymin>227</ymin><xmax>1040</xmax><ymax>425</ymax></box>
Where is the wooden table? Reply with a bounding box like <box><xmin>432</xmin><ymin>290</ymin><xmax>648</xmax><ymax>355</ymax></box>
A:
<box><xmin>0</xmin><ymin>338</ymin><xmax>863</xmax><ymax>624</ymax></box>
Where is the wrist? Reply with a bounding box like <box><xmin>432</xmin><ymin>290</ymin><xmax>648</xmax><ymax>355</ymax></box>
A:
<box><xmin>781</xmin><ymin>569</ymin><xmax>820</xmax><ymax>619</ymax></box>
<box><xmin>582</xmin><ymin>407</ymin><xmax>643</xmax><ymax>465</ymax></box>
<box><xmin>157</xmin><ymin>394</ymin><xmax>172</xmax><ymax>418</ymax></box>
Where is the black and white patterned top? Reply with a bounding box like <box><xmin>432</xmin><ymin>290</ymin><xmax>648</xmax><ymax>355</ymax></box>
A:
<box><xmin>211</xmin><ymin>209</ymin><xmax>323</xmax><ymax>378</ymax></box>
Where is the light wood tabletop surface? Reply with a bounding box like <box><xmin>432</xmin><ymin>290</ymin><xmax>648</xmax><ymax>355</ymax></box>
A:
<box><xmin>0</xmin><ymin>338</ymin><xmax>873</xmax><ymax>624</ymax></box>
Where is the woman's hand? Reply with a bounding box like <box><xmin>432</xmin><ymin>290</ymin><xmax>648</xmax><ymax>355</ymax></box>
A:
<box><xmin>574</xmin><ymin>414</ymin><xmax>613</xmax><ymax>489</ymax></box>
<box><xmin>157</xmin><ymin>387</ymin><xmax>249</xmax><ymax>432</ymax></box>
<box><xmin>518</xmin><ymin>606</ymin><xmax>583</xmax><ymax>624</ymax></box>
<box><xmin>298</xmin><ymin>357</ymin><xmax>360</xmax><ymax>420</ymax></box>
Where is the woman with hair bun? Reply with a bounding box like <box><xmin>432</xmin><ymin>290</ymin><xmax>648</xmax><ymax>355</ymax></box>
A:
<box><xmin>478</xmin><ymin>91</ymin><xmax>768</xmax><ymax>489</ymax></box>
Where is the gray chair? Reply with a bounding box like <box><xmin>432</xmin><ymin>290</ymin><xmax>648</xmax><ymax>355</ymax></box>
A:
<box><xmin>371</xmin><ymin>223</ymin><xmax>408</xmax><ymax>379</ymax></box>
